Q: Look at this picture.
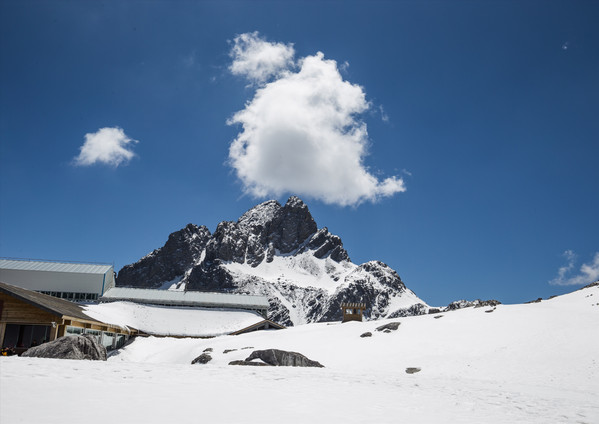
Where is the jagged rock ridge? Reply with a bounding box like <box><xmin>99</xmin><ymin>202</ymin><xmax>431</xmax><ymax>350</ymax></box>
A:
<box><xmin>117</xmin><ymin>196</ymin><xmax>428</xmax><ymax>326</ymax></box>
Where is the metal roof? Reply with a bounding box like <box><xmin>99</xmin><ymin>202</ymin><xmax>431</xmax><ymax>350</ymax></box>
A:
<box><xmin>100</xmin><ymin>287</ymin><xmax>269</xmax><ymax>309</ymax></box>
<box><xmin>0</xmin><ymin>259</ymin><xmax>113</xmax><ymax>275</ymax></box>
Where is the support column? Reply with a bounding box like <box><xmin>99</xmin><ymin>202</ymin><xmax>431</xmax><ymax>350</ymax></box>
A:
<box><xmin>0</xmin><ymin>322</ymin><xmax>6</xmax><ymax>347</ymax></box>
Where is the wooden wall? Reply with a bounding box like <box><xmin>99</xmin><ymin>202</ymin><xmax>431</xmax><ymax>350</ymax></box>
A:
<box><xmin>0</xmin><ymin>292</ymin><xmax>60</xmax><ymax>325</ymax></box>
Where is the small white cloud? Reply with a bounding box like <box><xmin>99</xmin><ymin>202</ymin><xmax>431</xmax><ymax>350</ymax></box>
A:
<box><xmin>561</xmin><ymin>42</ymin><xmax>569</xmax><ymax>50</ymax></box>
<box><xmin>227</xmin><ymin>35</ymin><xmax>405</xmax><ymax>207</ymax></box>
<box><xmin>379</xmin><ymin>105</ymin><xmax>389</xmax><ymax>123</ymax></box>
<box><xmin>182</xmin><ymin>51</ymin><xmax>197</xmax><ymax>68</ymax></box>
<box><xmin>229</xmin><ymin>31</ymin><xmax>295</xmax><ymax>84</ymax></box>
<box><xmin>549</xmin><ymin>250</ymin><xmax>599</xmax><ymax>286</ymax></box>
<box><xmin>73</xmin><ymin>127</ymin><xmax>138</xmax><ymax>167</ymax></box>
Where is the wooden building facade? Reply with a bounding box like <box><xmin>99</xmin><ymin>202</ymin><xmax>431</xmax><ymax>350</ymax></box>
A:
<box><xmin>0</xmin><ymin>281</ymin><xmax>134</xmax><ymax>355</ymax></box>
<box><xmin>341</xmin><ymin>302</ymin><xmax>367</xmax><ymax>322</ymax></box>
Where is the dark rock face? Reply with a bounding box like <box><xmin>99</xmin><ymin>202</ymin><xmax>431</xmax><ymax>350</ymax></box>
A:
<box><xmin>228</xmin><ymin>360</ymin><xmax>270</xmax><ymax>366</ymax></box>
<box><xmin>22</xmin><ymin>335</ymin><xmax>107</xmax><ymax>361</ymax></box>
<box><xmin>171</xmin><ymin>197</ymin><xmax>349</xmax><ymax>295</ymax></box>
<box><xmin>191</xmin><ymin>353</ymin><xmax>212</xmax><ymax>364</ymax></box>
<box><xmin>117</xmin><ymin>224</ymin><xmax>211</xmax><ymax>289</ymax></box>
<box><xmin>445</xmin><ymin>299</ymin><xmax>502</xmax><ymax>311</ymax></box>
<box><xmin>388</xmin><ymin>303</ymin><xmax>428</xmax><ymax>318</ymax></box>
<box><xmin>360</xmin><ymin>332</ymin><xmax>372</xmax><ymax>338</ymax></box>
<box><xmin>405</xmin><ymin>367</ymin><xmax>421</xmax><ymax>374</ymax></box>
<box><xmin>116</xmin><ymin>196</ymin><xmax>427</xmax><ymax>326</ymax></box>
<box><xmin>375</xmin><ymin>322</ymin><xmax>401</xmax><ymax>332</ymax></box>
<box><xmin>475</xmin><ymin>300</ymin><xmax>501</xmax><ymax>308</ymax></box>
<box><xmin>238</xmin><ymin>349</ymin><xmax>324</xmax><ymax>367</ymax></box>
<box><xmin>319</xmin><ymin>261</ymin><xmax>421</xmax><ymax>323</ymax></box>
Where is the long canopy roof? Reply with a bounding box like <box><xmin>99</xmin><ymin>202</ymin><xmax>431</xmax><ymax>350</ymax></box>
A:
<box><xmin>0</xmin><ymin>259</ymin><xmax>113</xmax><ymax>275</ymax></box>
<box><xmin>100</xmin><ymin>287</ymin><xmax>269</xmax><ymax>310</ymax></box>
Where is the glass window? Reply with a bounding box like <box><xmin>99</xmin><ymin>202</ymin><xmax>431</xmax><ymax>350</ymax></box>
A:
<box><xmin>66</xmin><ymin>326</ymin><xmax>83</xmax><ymax>336</ymax></box>
<box><xmin>115</xmin><ymin>334</ymin><xmax>126</xmax><ymax>349</ymax></box>
<box><xmin>101</xmin><ymin>332</ymin><xmax>115</xmax><ymax>350</ymax></box>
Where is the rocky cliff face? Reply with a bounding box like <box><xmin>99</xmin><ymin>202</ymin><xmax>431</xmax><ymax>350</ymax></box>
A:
<box><xmin>117</xmin><ymin>196</ymin><xmax>428</xmax><ymax>326</ymax></box>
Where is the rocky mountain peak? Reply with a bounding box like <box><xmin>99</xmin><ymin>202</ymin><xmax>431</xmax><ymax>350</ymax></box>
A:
<box><xmin>116</xmin><ymin>196</ymin><xmax>428</xmax><ymax>325</ymax></box>
<box><xmin>237</xmin><ymin>200</ymin><xmax>282</xmax><ymax>230</ymax></box>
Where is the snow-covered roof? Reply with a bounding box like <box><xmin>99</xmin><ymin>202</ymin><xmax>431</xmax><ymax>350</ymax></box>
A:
<box><xmin>84</xmin><ymin>301</ymin><xmax>269</xmax><ymax>337</ymax></box>
<box><xmin>0</xmin><ymin>258</ymin><xmax>113</xmax><ymax>275</ymax></box>
<box><xmin>101</xmin><ymin>287</ymin><xmax>269</xmax><ymax>310</ymax></box>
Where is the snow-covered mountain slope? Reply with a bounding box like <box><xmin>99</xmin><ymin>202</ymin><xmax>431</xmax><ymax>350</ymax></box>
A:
<box><xmin>3</xmin><ymin>284</ymin><xmax>597</xmax><ymax>424</ymax></box>
<box><xmin>116</xmin><ymin>196</ymin><xmax>428</xmax><ymax>325</ymax></box>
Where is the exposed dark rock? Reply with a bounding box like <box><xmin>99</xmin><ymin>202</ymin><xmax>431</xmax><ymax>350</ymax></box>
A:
<box><xmin>191</xmin><ymin>353</ymin><xmax>212</xmax><ymax>364</ymax></box>
<box><xmin>117</xmin><ymin>224</ymin><xmax>211</xmax><ymax>289</ymax></box>
<box><xmin>446</xmin><ymin>299</ymin><xmax>502</xmax><ymax>311</ymax></box>
<box><xmin>428</xmin><ymin>308</ymin><xmax>441</xmax><ymax>314</ymax></box>
<box><xmin>22</xmin><ymin>335</ymin><xmax>106</xmax><ymax>361</ymax></box>
<box><xmin>360</xmin><ymin>332</ymin><xmax>372</xmax><ymax>338</ymax></box>
<box><xmin>223</xmin><ymin>349</ymin><xmax>237</xmax><ymax>354</ymax></box>
<box><xmin>243</xmin><ymin>349</ymin><xmax>324</xmax><ymax>367</ymax></box>
<box><xmin>434</xmin><ymin>315</ymin><xmax>444</xmax><ymax>319</ymax></box>
<box><xmin>375</xmin><ymin>322</ymin><xmax>401</xmax><ymax>332</ymax></box>
<box><xmin>203</xmin><ymin>348</ymin><xmax>213</xmax><ymax>353</ymax></box>
<box><xmin>229</xmin><ymin>360</ymin><xmax>271</xmax><ymax>366</ymax></box>
<box><xmin>405</xmin><ymin>367</ymin><xmax>421</xmax><ymax>374</ymax></box>
<box><xmin>388</xmin><ymin>303</ymin><xmax>428</xmax><ymax>318</ymax></box>
<box><xmin>525</xmin><ymin>298</ymin><xmax>543</xmax><ymax>304</ymax></box>
<box><xmin>186</xmin><ymin>261</ymin><xmax>236</xmax><ymax>292</ymax></box>
<box><xmin>474</xmin><ymin>300</ymin><xmax>502</xmax><ymax>308</ymax></box>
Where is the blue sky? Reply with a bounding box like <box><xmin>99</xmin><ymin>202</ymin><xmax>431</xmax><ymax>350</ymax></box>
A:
<box><xmin>1</xmin><ymin>1</ymin><xmax>597</xmax><ymax>306</ymax></box>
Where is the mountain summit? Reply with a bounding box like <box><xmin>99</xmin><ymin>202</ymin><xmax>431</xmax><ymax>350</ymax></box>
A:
<box><xmin>117</xmin><ymin>196</ymin><xmax>428</xmax><ymax>325</ymax></box>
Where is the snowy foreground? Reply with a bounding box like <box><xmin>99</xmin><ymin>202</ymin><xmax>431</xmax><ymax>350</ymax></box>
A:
<box><xmin>2</xmin><ymin>286</ymin><xmax>598</xmax><ymax>423</ymax></box>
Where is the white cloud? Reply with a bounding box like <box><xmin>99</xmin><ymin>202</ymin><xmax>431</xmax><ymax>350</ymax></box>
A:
<box><xmin>549</xmin><ymin>250</ymin><xmax>599</xmax><ymax>286</ymax></box>
<box><xmin>229</xmin><ymin>32</ymin><xmax>295</xmax><ymax>84</ymax></box>
<box><xmin>379</xmin><ymin>105</ymin><xmax>389</xmax><ymax>122</ymax></box>
<box><xmin>74</xmin><ymin>127</ymin><xmax>138</xmax><ymax>167</ymax></box>
<box><xmin>227</xmin><ymin>33</ymin><xmax>405</xmax><ymax>207</ymax></box>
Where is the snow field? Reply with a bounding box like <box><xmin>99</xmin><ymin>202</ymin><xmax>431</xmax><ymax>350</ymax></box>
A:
<box><xmin>1</xmin><ymin>285</ymin><xmax>598</xmax><ymax>423</ymax></box>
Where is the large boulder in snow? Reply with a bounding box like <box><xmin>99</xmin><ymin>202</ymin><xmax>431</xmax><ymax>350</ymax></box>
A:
<box><xmin>375</xmin><ymin>322</ymin><xmax>401</xmax><ymax>333</ymax></box>
<box><xmin>191</xmin><ymin>353</ymin><xmax>212</xmax><ymax>364</ymax></box>
<box><xmin>232</xmin><ymin>349</ymin><xmax>324</xmax><ymax>368</ymax></box>
<box><xmin>22</xmin><ymin>335</ymin><xmax>106</xmax><ymax>361</ymax></box>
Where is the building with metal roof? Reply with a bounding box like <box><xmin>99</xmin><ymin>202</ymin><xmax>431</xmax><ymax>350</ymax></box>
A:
<box><xmin>100</xmin><ymin>287</ymin><xmax>269</xmax><ymax>317</ymax></box>
<box><xmin>0</xmin><ymin>258</ymin><xmax>115</xmax><ymax>302</ymax></box>
<box><xmin>0</xmin><ymin>281</ymin><xmax>134</xmax><ymax>354</ymax></box>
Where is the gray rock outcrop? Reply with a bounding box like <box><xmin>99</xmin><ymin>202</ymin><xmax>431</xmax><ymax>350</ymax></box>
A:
<box><xmin>230</xmin><ymin>349</ymin><xmax>324</xmax><ymax>368</ymax></box>
<box><xmin>445</xmin><ymin>299</ymin><xmax>502</xmax><ymax>311</ymax></box>
<box><xmin>228</xmin><ymin>360</ymin><xmax>270</xmax><ymax>366</ymax></box>
<box><xmin>375</xmin><ymin>322</ymin><xmax>401</xmax><ymax>333</ymax></box>
<box><xmin>22</xmin><ymin>335</ymin><xmax>107</xmax><ymax>361</ymax></box>
<box><xmin>191</xmin><ymin>353</ymin><xmax>212</xmax><ymax>364</ymax></box>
